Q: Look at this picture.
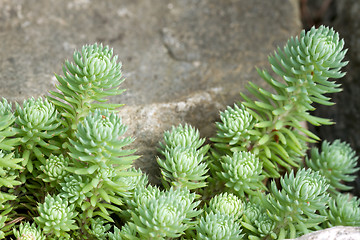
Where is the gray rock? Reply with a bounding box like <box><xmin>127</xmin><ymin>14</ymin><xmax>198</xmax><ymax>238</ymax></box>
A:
<box><xmin>287</xmin><ymin>226</ymin><xmax>360</xmax><ymax>240</ymax></box>
<box><xmin>0</xmin><ymin>1</ymin><xmax>358</xmax><ymax>239</ymax></box>
<box><xmin>0</xmin><ymin>0</ymin><xmax>301</xmax><ymax>181</ymax></box>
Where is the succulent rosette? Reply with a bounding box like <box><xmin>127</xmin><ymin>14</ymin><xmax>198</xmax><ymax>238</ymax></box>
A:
<box><xmin>87</xmin><ymin>218</ymin><xmax>111</xmax><ymax>239</ymax></box>
<box><xmin>306</xmin><ymin>140</ymin><xmax>359</xmax><ymax>194</ymax></box>
<box><xmin>196</xmin><ymin>212</ymin><xmax>243</xmax><ymax>240</ymax></box>
<box><xmin>207</xmin><ymin>192</ymin><xmax>244</xmax><ymax>221</ymax></box>
<box><xmin>15</xmin><ymin>97</ymin><xmax>64</xmax><ymax>172</ymax></box>
<box><xmin>213</xmin><ymin>104</ymin><xmax>256</xmax><ymax>147</ymax></box>
<box><xmin>13</xmin><ymin>222</ymin><xmax>45</xmax><ymax>240</ymax></box>
<box><xmin>38</xmin><ymin>154</ymin><xmax>69</xmax><ymax>182</ymax></box>
<box><xmin>57</xmin><ymin>43</ymin><xmax>124</xmax><ymax>101</ymax></box>
<box><xmin>158</xmin><ymin>146</ymin><xmax>208</xmax><ymax>189</ymax></box>
<box><xmin>219</xmin><ymin>151</ymin><xmax>265</xmax><ymax>197</ymax></box>
<box><xmin>160</xmin><ymin>124</ymin><xmax>205</xmax><ymax>151</ymax></box>
<box><xmin>68</xmin><ymin>109</ymin><xmax>137</xmax><ymax>173</ymax></box>
<box><xmin>35</xmin><ymin>194</ymin><xmax>78</xmax><ymax>237</ymax></box>
<box><xmin>323</xmin><ymin>193</ymin><xmax>360</xmax><ymax>227</ymax></box>
<box><xmin>265</xmin><ymin>168</ymin><xmax>330</xmax><ymax>238</ymax></box>
<box><xmin>129</xmin><ymin>187</ymin><xmax>201</xmax><ymax>239</ymax></box>
<box><xmin>59</xmin><ymin>174</ymin><xmax>88</xmax><ymax>205</ymax></box>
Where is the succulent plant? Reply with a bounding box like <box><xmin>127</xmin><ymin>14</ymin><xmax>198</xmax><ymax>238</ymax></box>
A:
<box><xmin>264</xmin><ymin>168</ymin><xmax>330</xmax><ymax>239</ymax></box>
<box><xmin>87</xmin><ymin>218</ymin><xmax>111</xmax><ymax>239</ymax></box>
<box><xmin>196</xmin><ymin>212</ymin><xmax>243</xmax><ymax>240</ymax></box>
<box><xmin>158</xmin><ymin>146</ymin><xmax>208</xmax><ymax>190</ymax></box>
<box><xmin>219</xmin><ymin>151</ymin><xmax>265</xmax><ymax>197</ymax></box>
<box><xmin>15</xmin><ymin>97</ymin><xmax>64</xmax><ymax>172</ymax></box>
<box><xmin>59</xmin><ymin>174</ymin><xmax>88</xmax><ymax>205</ymax></box>
<box><xmin>35</xmin><ymin>194</ymin><xmax>78</xmax><ymax>237</ymax></box>
<box><xmin>212</xmin><ymin>103</ymin><xmax>256</xmax><ymax>147</ymax></box>
<box><xmin>237</xmin><ymin>26</ymin><xmax>347</xmax><ymax>177</ymax></box>
<box><xmin>48</xmin><ymin>43</ymin><xmax>125</xmax><ymax>138</ymax></box>
<box><xmin>0</xmin><ymin>26</ymin><xmax>356</xmax><ymax>240</ymax></box>
<box><xmin>129</xmin><ymin>187</ymin><xmax>201</xmax><ymax>239</ymax></box>
<box><xmin>38</xmin><ymin>154</ymin><xmax>69</xmax><ymax>182</ymax></box>
<box><xmin>13</xmin><ymin>222</ymin><xmax>45</xmax><ymax>240</ymax></box>
<box><xmin>323</xmin><ymin>193</ymin><xmax>360</xmax><ymax>227</ymax></box>
<box><xmin>68</xmin><ymin>109</ymin><xmax>137</xmax><ymax>173</ymax></box>
<box><xmin>206</xmin><ymin>192</ymin><xmax>244</xmax><ymax>221</ymax></box>
<box><xmin>159</xmin><ymin>124</ymin><xmax>207</xmax><ymax>154</ymax></box>
<box><xmin>158</xmin><ymin>124</ymin><xmax>210</xmax><ymax>191</ymax></box>
<box><xmin>306</xmin><ymin>140</ymin><xmax>359</xmax><ymax>194</ymax></box>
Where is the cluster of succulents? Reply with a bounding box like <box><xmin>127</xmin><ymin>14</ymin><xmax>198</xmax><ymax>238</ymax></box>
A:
<box><xmin>0</xmin><ymin>26</ymin><xmax>358</xmax><ymax>239</ymax></box>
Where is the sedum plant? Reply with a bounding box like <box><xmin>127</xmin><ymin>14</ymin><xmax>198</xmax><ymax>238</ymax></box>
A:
<box><xmin>0</xmin><ymin>25</ymin><xmax>358</xmax><ymax>240</ymax></box>
<box><xmin>13</xmin><ymin>222</ymin><xmax>45</xmax><ymax>240</ymax></box>
<box><xmin>306</xmin><ymin>139</ymin><xmax>359</xmax><ymax>195</ymax></box>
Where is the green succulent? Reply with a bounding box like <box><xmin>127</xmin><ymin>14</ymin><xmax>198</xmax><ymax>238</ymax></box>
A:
<box><xmin>0</xmin><ymin>98</ymin><xmax>12</xmax><ymax>115</ymax></box>
<box><xmin>38</xmin><ymin>154</ymin><xmax>69</xmax><ymax>182</ymax></box>
<box><xmin>254</xmin><ymin>213</ymin><xmax>276</xmax><ymax>239</ymax></box>
<box><xmin>107</xmin><ymin>226</ymin><xmax>122</xmax><ymax>240</ymax></box>
<box><xmin>35</xmin><ymin>194</ymin><xmax>78</xmax><ymax>237</ymax></box>
<box><xmin>212</xmin><ymin>103</ymin><xmax>256</xmax><ymax>147</ymax></box>
<box><xmin>206</xmin><ymin>192</ymin><xmax>244</xmax><ymax>221</ymax></box>
<box><xmin>0</xmin><ymin>100</ymin><xmax>22</xmax><ymax>230</ymax></box>
<box><xmin>158</xmin><ymin>146</ymin><xmax>209</xmax><ymax>190</ymax></box>
<box><xmin>116</xmin><ymin>167</ymin><xmax>148</xmax><ymax>194</ymax></box>
<box><xmin>219</xmin><ymin>151</ymin><xmax>266</xmax><ymax>197</ymax></box>
<box><xmin>242</xmin><ymin>202</ymin><xmax>263</xmax><ymax>224</ymax></box>
<box><xmin>0</xmin><ymin>26</ymin><xmax>357</xmax><ymax>240</ymax></box>
<box><xmin>13</xmin><ymin>222</ymin><xmax>45</xmax><ymax>240</ymax></box>
<box><xmin>196</xmin><ymin>212</ymin><xmax>243</xmax><ymax>240</ymax></box>
<box><xmin>0</xmin><ymin>98</ymin><xmax>19</xmax><ymax>152</ymax></box>
<box><xmin>264</xmin><ymin>168</ymin><xmax>330</xmax><ymax>239</ymax></box>
<box><xmin>306</xmin><ymin>140</ymin><xmax>359</xmax><ymax>194</ymax></box>
<box><xmin>241</xmin><ymin>201</ymin><xmax>276</xmax><ymax>239</ymax></box>
<box><xmin>87</xmin><ymin>218</ymin><xmax>111</xmax><ymax>239</ymax></box>
<box><xmin>159</xmin><ymin>124</ymin><xmax>209</xmax><ymax>155</ymax></box>
<box><xmin>48</xmin><ymin>43</ymin><xmax>125</xmax><ymax>137</ymax></box>
<box><xmin>125</xmin><ymin>185</ymin><xmax>161</xmax><ymax>212</ymax></box>
<box><xmin>323</xmin><ymin>193</ymin><xmax>360</xmax><ymax>227</ymax></box>
<box><xmin>0</xmin><ymin>151</ymin><xmax>22</xmax><ymax>190</ymax></box>
<box><xmin>15</xmin><ymin>97</ymin><xmax>64</xmax><ymax>172</ymax></box>
<box><xmin>129</xmin><ymin>187</ymin><xmax>201</xmax><ymax>239</ymax></box>
<box><xmin>237</xmin><ymin>26</ymin><xmax>347</xmax><ymax>177</ymax></box>
<box><xmin>59</xmin><ymin>174</ymin><xmax>88</xmax><ymax>205</ymax></box>
<box><xmin>68</xmin><ymin>109</ymin><xmax>137</xmax><ymax>173</ymax></box>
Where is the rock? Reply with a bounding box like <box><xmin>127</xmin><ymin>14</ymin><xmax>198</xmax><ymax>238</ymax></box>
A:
<box><xmin>0</xmin><ymin>1</ymin><xmax>358</xmax><ymax>239</ymax></box>
<box><xmin>0</xmin><ymin>0</ymin><xmax>301</xmax><ymax>182</ymax></box>
<box><xmin>287</xmin><ymin>226</ymin><xmax>360</xmax><ymax>240</ymax></box>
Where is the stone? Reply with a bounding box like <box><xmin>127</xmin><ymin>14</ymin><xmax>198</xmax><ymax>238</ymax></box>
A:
<box><xmin>287</xmin><ymin>226</ymin><xmax>360</xmax><ymax>240</ymax></box>
<box><xmin>0</xmin><ymin>1</ymin><xmax>358</xmax><ymax>239</ymax></box>
<box><xmin>0</xmin><ymin>0</ymin><xmax>301</xmax><ymax>182</ymax></box>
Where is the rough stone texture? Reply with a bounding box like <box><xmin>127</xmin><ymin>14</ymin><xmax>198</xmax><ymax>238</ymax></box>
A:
<box><xmin>0</xmin><ymin>1</ymin><xmax>358</xmax><ymax>239</ymax></box>
<box><xmin>0</xmin><ymin>0</ymin><xmax>301</xmax><ymax>182</ymax></box>
<box><xmin>287</xmin><ymin>226</ymin><xmax>360</xmax><ymax>240</ymax></box>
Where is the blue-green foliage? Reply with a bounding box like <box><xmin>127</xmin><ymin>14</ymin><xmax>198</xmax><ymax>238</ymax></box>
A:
<box><xmin>306</xmin><ymin>139</ymin><xmax>359</xmax><ymax>195</ymax></box>
<box><xmin>0</xmin><ymin>26</ymin><xmax>359</xmax><ymax>240</ymax></box>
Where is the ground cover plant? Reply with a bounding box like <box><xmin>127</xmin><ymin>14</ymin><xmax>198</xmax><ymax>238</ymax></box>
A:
<box><xmin>0</xmin><ymin>25</ymin><xmax>359</xmax><ymax>239</ymax></box>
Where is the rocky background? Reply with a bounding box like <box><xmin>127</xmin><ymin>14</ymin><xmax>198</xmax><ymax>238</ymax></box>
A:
<box><xmin>0</xmin><ymin>0</ymin><xmax>359</xmax><ymax>239</ymax></box>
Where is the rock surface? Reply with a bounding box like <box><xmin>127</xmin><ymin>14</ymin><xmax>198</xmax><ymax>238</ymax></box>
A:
<box><xmin>288</xmin><ymin>226</ymin><xmax>360</xmax><ymax>240</ymax></box>
<box><xmin>0</xmin><ymin>0</ymin><xmax>359</xmax><ymax>239</ymax></box>
<box><xmin>0</xmin><ymin>0</ymin><xmax>301</xmax><ymax>181</ymax></box>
